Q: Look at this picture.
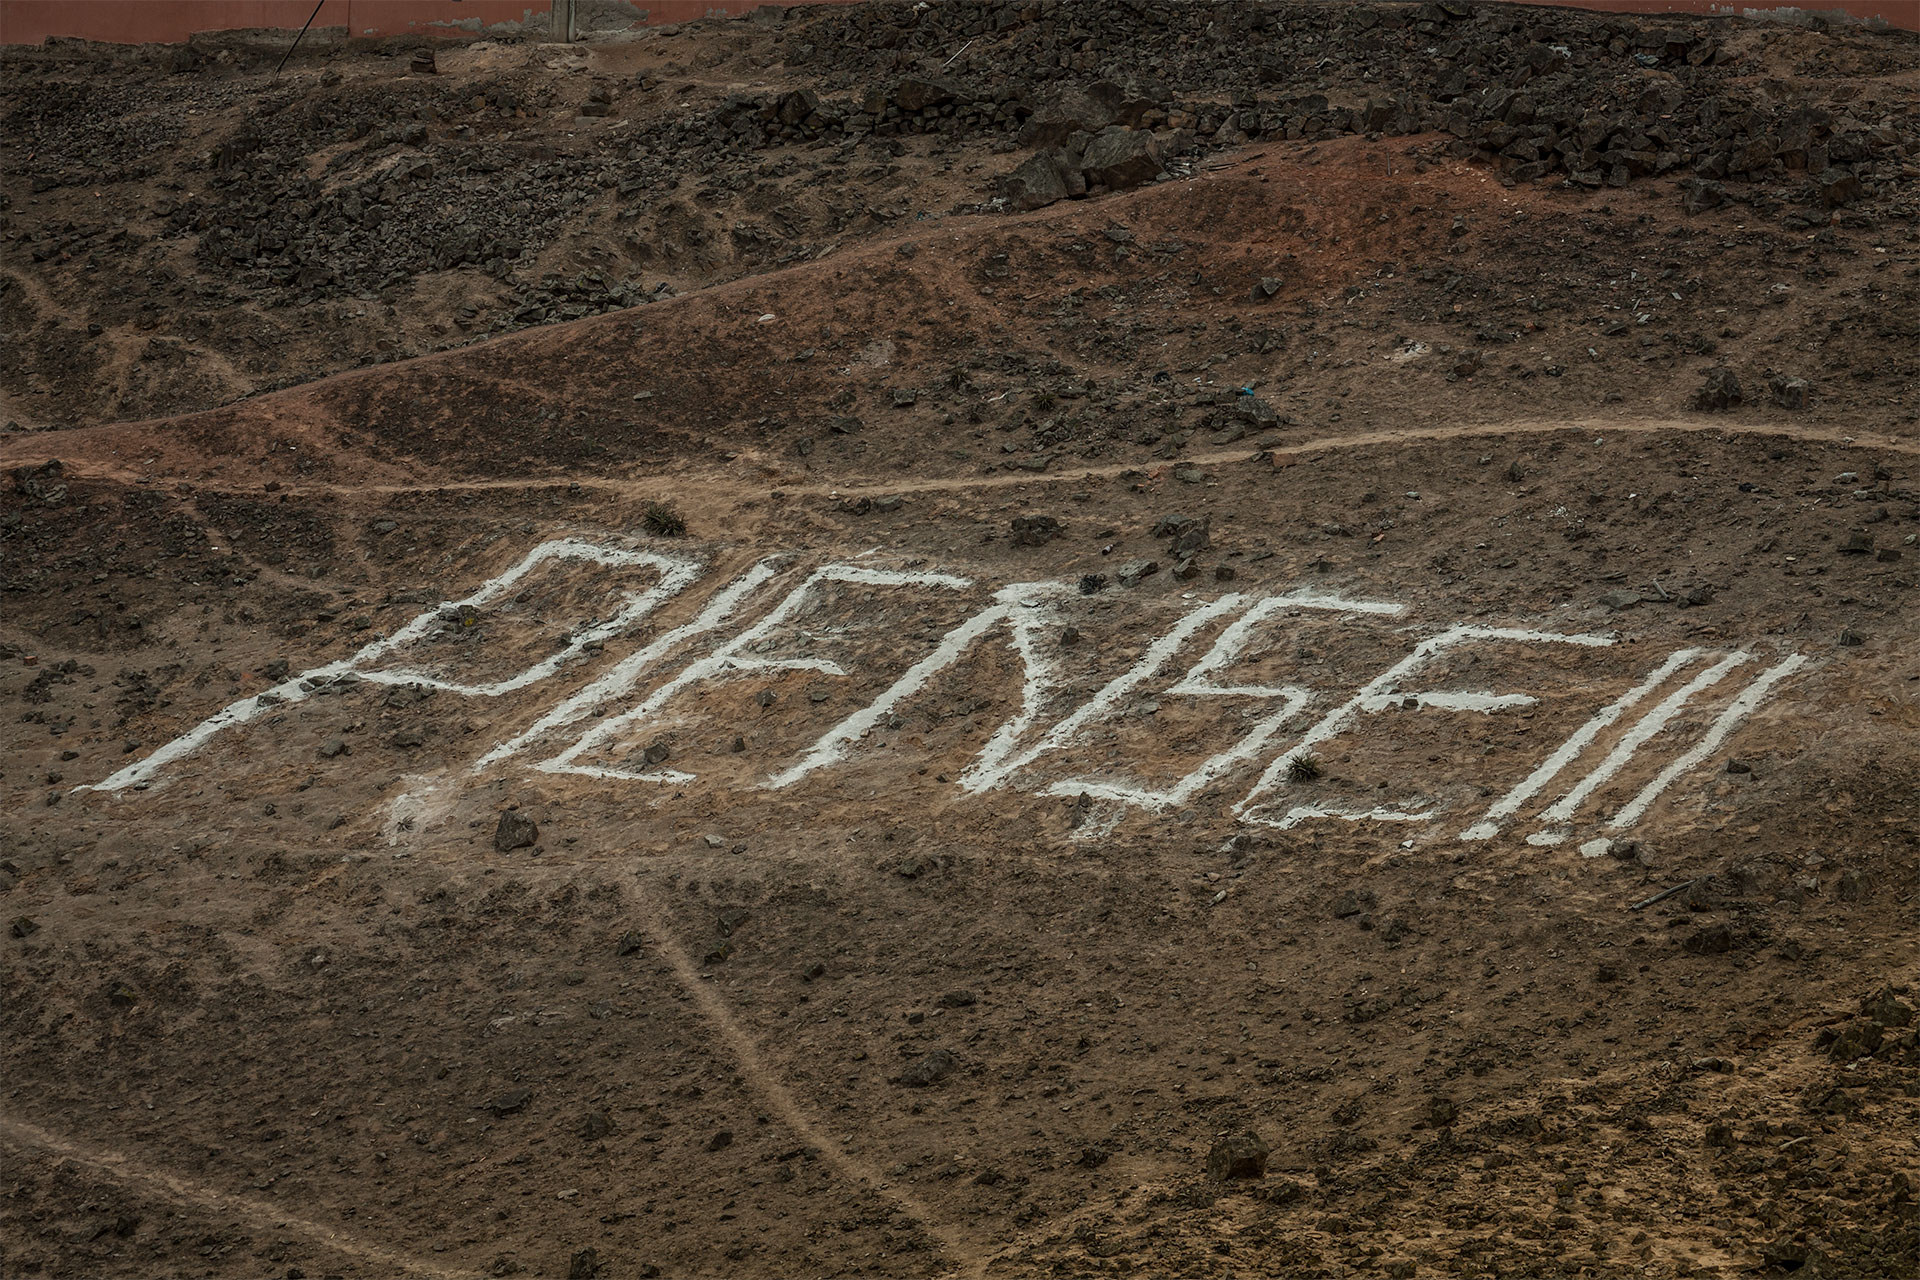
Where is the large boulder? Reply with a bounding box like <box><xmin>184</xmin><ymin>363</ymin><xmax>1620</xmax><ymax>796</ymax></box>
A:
<box><xmin>997</xmin><ymin>151</ymin><xmax>1069</xmax><ymax>211</ymax></box>
<box><xmin>894</xmin><ymin>77</ymin><xmax>961</xmax><ymax>113</ymax></box>
<box><xmin>1017</xmin><ymin>84</ymin><xmax>1119</xmax><ymax>148</ymax></box>
<box><xmin>1079</xmin><ymin>127</ymin><xmax>1164</xmax><ymax>191</ymax></box>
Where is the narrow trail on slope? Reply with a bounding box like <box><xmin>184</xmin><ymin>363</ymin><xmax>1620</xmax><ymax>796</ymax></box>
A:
<box><xmin>0</xmin><ymin>1113</ymin><xmax>484</xmax><ymax>1279</ymax></box>
<box><xmin>624</xmin><ymin>887</ymin><xmax>989</xmax><ymax>1280</ymax></box>
<box><xmin>9</xmin><ymin>415</ymin><xmax>1910</xmax><ymax>511</ymax></box>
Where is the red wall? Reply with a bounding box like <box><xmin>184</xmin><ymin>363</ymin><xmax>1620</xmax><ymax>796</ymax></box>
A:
<box><xmin>1</xmin><ymin>0</ymin><xmax>1913</xmax><ymax>46</ymax></box>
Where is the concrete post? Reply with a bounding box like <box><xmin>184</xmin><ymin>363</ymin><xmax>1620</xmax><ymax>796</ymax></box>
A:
<box><xmin>552</xmin><ymin>0</ymin><xmax>575</xmax><ymax>42</ymax></box>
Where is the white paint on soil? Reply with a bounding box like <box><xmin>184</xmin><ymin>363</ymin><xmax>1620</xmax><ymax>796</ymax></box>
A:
<box><xmin>1265</xmin><ymin>803</ymin><xmax>1438</xmax><ymax>831</ymax></box>
<box><xmin>78</xmin><ymin>537</ymin><xmax>1811</xmax><ymax>846</ymax></box>
<box><xmin>767</xmin><ymin>580</ymin><xmax>1069</xmax><ymax>790</ymax></box>
<box><xmin>959</xmin><ymin>593</ymin><xmax>1246</xmax><ymax>794</ymax></box>
<box><xmin>1605</xmin><ymin>654</ymin><xmax>1809</xmax><ymax>828</ymax></box>
<box><xmin>1531</xmin><ymin>650</ymin><xmax>1752</xmax><ymax>829</ymax></box>
<box><xmin>382</xmin><ymin>772</ymin><xmax>465</xmax><ymax>851</ymax></box>
<box><xmin>1037</xmin><ymin>590</ymin><xmax>1401</xmax><ymax>811</ymax></box>
<box><xmin>84</xmin><ymin>537</ymin><xmax>691</xmax><ymax>793</ymax></box>
<box><xmin>1238</xmin><ymin>625</ymin><xmax>1614</xmax><ymax>828</ymax></box>
<box><xmin>474</xmin><ymin>560</ymin><xmax>781</xmax><ymax>770</ymax></box>
<box><xmin>1459</xmin><ymin>647</ymin><xmax>1704</xmax><ymax>841</ymax></box>
<box><xmin>541</xmin><ymin>564</ymin><xmax>974</xmax><ymax>783</ymax></box>
<box><xmin>360</xmin><ymin>541</ymin><xmax>701</xmax><ymax>697</ymax></box>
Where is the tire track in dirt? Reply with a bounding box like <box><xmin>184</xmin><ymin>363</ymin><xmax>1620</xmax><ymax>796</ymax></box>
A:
<box><xmin>0</xmin><ymin>1113</ymin><xmax>483</xmax><ymax>1279</ymax></box>
<box><xmin>624</xmin><ymin>886</ymin><xmax>988</xmax><ymax>1279</ymax></box>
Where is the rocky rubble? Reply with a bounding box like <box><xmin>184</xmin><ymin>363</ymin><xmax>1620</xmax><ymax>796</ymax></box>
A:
<box><xmin>786</xmin><ymin>0</ymin><xmax>1920</xmax><ymax>213</ymax></box>
<box><xmin>3</xmin><ymin>0</ymin><xmax>1919</xmax><ymax>431</ymax></box>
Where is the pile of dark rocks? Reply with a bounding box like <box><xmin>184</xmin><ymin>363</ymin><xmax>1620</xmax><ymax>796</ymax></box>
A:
<box><xmin>773</xmin><ymin>0</ymin><xmax>1918</xmax><ymax>213</ymax></box>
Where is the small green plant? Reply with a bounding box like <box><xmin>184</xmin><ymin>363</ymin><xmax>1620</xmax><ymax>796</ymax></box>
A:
<box><xmin>642</xmin><ymin>500</ymin><xmax>687</xmax><ymax>537</ymax></box>
<box><xmin>1286</xmin><ymin>752</ymin><xmax>1322</xmax><ymax>783</ymax></box>
<box><xmin>1032</xmin><ymin>390</ymin><xmax>1057</xmax><ymax>411</ymax></box>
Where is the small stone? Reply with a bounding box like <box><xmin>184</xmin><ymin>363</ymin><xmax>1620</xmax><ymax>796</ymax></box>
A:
<box><xmin>1682</xmin><ymin>923</ymin><xmax>1734</xmax><ymax>955</ymax></box>
<box><xmin>1825</xmin><ymin>1019</ymin><xmax>1883</xmax><ymax>1061</ymax></box>
<box><xmin>318</xmin><ymin>736</ymin><xmax>348</xmax><ymax>759</ymax></box>
<box><xmin>1861</xmin><ymin>987</ymin><xmax>1914</xmax><ymax>1028</ymax></box>
<box><xmin>800</xmin><ymin>961</ymin><xmax>826</xmax><ymax>982</ymax></box>
<box><xmin>579</xmin><ymin>1111</ymin><xmax>615</xmax><ymax>1141</ymax></box>
<box><xmin>1010</xmin><ymin>514</ymin><xmax>1063</xmax><ymax>546</ymax></box>
<box><xmin>1114</xmin><ymin>558</ymin><xmax>1159</xmax><ymax>587</ymax></box>
<box><xmin>1156</xmin><ymin>514</ymin><xmax>1211</xmax><ymax>558</ymax></box>
<box><xmin>1680</xmin><ymin>177</ymin><xmax>1729</xmax><ymax>214</ymax></box>
<box><xmin>10</xmin><ymin>916</ymin><xmax>40</xmax><ymax>939</ymax></box>
<box><xmin>896</xmin><ymin>1049</ymin><xmax>956</xmax><ymax>1087</ymax></box>
<box><xmin>1598</xmin><ymin>589</ymin><xmax>1642</xmax><ymax>611</ymax></box>
<box><xmin>486</xmin><ymin>1087</ymin><xmax>533</xmax><ymax>1115</ymax></box>
<box><xmin>1837</xmin><ymin>531</ymin><xmax>1873</xmax><ymax>555</ymax></box>
<box><xmin>1690</xmin><ymin>368</ymin><xmax>1742</xmax><ymax>411</ymax></box>
<box><xmin>937</xmin><ymin>989</ymin><xmax>976</xmax><ymax>1008</ymax></box>
<box><xmin>1725</xmin><ymin>759</ymin><xmax>1752</xmax><ymax>775</ymax></box>
<box><xmin>1837</xmin><ymin>628</ymin><xmax>1865</xmax><ymax>647</ymax></box>
<box><xmin>1834</xmin><ymin>868</ymin><xmax>1871</xmax><ymax>901</ymax></box>
<box><xmin>494</xmin><ymin>811</ymin><xmax>538</xmax><ymax>853</ymax></box>
<box><xmin>1817</xmin><ymin>165</ymin><xmax>1863</xmax><ymax>207</ymax></box>
<box><xmin>616</xmin><ymin>929</ymin><xmax>646</xmax><ymax>955</ymax></box>
<box><xmin>1768</xmin><ymin>375</ymin><xmax>1810</xmax><ymax>410</ymax></box>
<box><xmin>1206</xmin><ymin>1131</ymin><xmax>1270</xmax><ymax>1181</ymax></box>
<box><xmin>567</xmin><ymin>1247</ymin><xmax>599</xmax><ymax>1279</ymax></box>
<box><xmin>706</xmin><ymin>1129</ymin><xmax>734</xmax><ymax>1152</ymax></box>
<box><xmin>1331</xmin><ymin>889</ymin><xmax>1374</xmax><ymax>919</ymax></box>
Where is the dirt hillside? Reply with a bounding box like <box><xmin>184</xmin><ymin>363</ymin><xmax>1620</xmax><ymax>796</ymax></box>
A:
<box><xmin>3</xmin><ymin>3</ymin><xmax>1918</xmax><ymax>1278</ymax></box>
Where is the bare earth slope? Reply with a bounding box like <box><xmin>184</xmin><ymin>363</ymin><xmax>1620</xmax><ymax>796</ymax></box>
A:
<box><xmin>3</xmin><ymin>4</ymin><xmax>1919</xmax><ymax>1279</ymax></box>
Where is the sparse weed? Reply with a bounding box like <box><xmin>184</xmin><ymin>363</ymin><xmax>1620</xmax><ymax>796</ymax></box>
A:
<box><xmin>642</xmin><ymin>501</ymin><xmax>687</xmax><ymax>537</ymax></box>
